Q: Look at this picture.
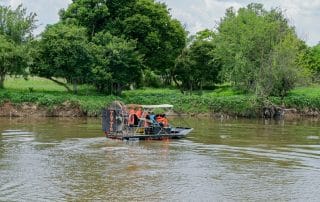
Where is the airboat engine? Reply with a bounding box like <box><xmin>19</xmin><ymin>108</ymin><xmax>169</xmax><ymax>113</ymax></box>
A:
<box><xmin>102</xmin><ymin>101</ymin><xmax>128</xmax><ymax>136</ymax></box>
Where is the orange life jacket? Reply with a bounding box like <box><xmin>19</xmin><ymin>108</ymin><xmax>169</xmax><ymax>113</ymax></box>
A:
<box><xmin>128</xmin><ymin>109</ymin><xmax>135</xmax><ymax>125</ymax></box>
<box><xmin>136</xmin><ymin>108</ymin><xmax>142</xmax><ymax>118</ymax></box>
<box><xmin>156</xmin><ymin>116</ymin><xmax>169</xmax><ymax>127</ymax></box>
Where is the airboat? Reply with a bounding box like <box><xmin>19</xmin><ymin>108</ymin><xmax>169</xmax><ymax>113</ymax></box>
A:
<box><xmin>102</xmin><ymin>101</ymin><xmax>193</xmax><ymax>140</ymax></box>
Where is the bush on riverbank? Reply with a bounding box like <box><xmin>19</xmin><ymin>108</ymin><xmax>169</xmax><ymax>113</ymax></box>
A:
<box><xmin>1</xmin><ymin>77</ymin><xmax>320</xmax><ymax>117</ymax></box>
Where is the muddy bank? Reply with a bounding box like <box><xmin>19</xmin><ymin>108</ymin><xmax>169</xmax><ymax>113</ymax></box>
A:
<box><xmin>0</xmin><ymin>102</ymin><xmax>84</xmax><ymax>117</ymax></box>
<box><xmin>0</xmin><ymin>101</ymin><xmax>319</xmax><ymax>119</ymax></box>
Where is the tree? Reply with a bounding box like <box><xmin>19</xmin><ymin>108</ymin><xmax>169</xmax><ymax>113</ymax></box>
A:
<box><xmin>258</xmin><ymin>33</ymin><xmax>306</xmax><ymax>98</ymax></box>
<box><xmin>120</xmin><ymin>1</ymin><xmax>186</xmax><ymax>81</ymax></box>
<box><xmin>0</xmin><ymin>4</ymin><xmax>36</xmax><ymax>88</ymax></box>
<box><xmin>0</xmin><ymin>35</ymin><xmax>26</xmax><ymax>88</ymax></box>
<box><xmin>173</xmin><ymin>30</ymin><xmax>221</xmax><ymax>92</ymax></box>
<box><xmin>60</xmin><ymin>0</ymin><xmax>186</xmax><ymax>82</ymax></box>
<box><xmin>174</xmin><ymin>48</ymin><xmax>195</xmax><ymax>92</ymax></box>
<box><xmin>216</xmin><ymin>3</ymin><xmax>304</xmax><ymax>97</ymax></box>
<box><xmin>89</xmin><ymin>32</ymin><xmax>143</xmax><ymax>95</ymax></box>
<box><xmin>31</xmin><ymin>23</ymin><xmax>91</xmax><ymax>93</ymax></box>
<box><xmin>0</xmin><ymin>4</ymin><xmax>36</xmax><ymax>44</ymax></box>
<box><xmin>298</xmin><ymin>44</ymin><xmax>320</xmax><ymax>82</ymax></box>
<box><xmin>59</xmin><ymin>0</ymin><xmax>109</xmax><ymax>37</ymax></box>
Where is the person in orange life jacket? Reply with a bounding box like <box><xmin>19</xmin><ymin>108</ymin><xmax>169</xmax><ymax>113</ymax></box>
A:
<box><xmin>128</xmin><ymin>108</ymin><xmax>137</xmax><ymax>126</ymax></box>
<box><xmin>135</xmin><ymin>107</ymin><xmax>143</xmax><ymax>118</ymax></box>
<box><xmin>156</xmin><ymin>114</ymin><xmax>169</xmax><ymax>127</ymax></box>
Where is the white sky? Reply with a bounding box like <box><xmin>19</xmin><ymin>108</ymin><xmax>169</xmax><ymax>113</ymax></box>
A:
<box><xmin>1</xmin><ymin>0</ymin><xmax>319</xmax><ymax>46</ymax></box>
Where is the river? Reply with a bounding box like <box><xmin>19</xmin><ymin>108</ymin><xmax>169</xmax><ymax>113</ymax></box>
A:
<box><xmin>0</xmin><ymin>117</ymin><xmax>319</xmax><ymax>201</ymax></box>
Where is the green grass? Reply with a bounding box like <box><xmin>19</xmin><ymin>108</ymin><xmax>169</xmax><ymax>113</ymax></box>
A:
<box><xmin>281</xmin><ymin>85</ymin><xmax>320</xmax><ymax>110</ymax></box>
<box><xmin>288</xmin><ymin>84</ymin><xmax>320</xmax><ymax>97</ymax></box>
<box><xmin>1</xmin><ymin>77</ymin><xmax>116</xmax><ymax>115</ymax></box>
<box><xmin>5</xmin><ymin>77</ymin><xmax>68</xmax><ymax>92</ymax></box>
<box><xmin>4</xmin><ymin>76</ymin><xmax>97</xmax><ymax>94</ymax></box>
<box><xmin>1</xmin><ymin>77</ymin><xmax>320</xmax><ymax>116</ymax></box>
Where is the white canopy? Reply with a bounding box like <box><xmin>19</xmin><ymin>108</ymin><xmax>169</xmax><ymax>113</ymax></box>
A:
<box><xmin>141</xmin><ymin>104</ymin><xmax>173</xmax><ymax>109</ymax></box>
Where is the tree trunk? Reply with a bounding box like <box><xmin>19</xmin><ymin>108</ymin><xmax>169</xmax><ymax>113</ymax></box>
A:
<box><xmin>165</xmin><ymin>74</ymin><xmax>171</xmax><ymax>86</ymax></box>
<box><xmin>172</xmin><ymin>76</ymin><xmax>184</xmax><ymax>94</ymax></box>
<box><xmin>116</xmin><ymin>83</ymin><xmax>122</xmax><ymax>96</ymax></box>
<box><xmin>73</xmin><ymin>79</ymin><xmax>78</xmax><ymax>94</ymax></box>
<box><xmin>0</xmin><ymin>74</ymin><xmax>5</xmax><ymax>89</ymax></box>
<box><xmin>48</xmin><ymin>77</ymin><xmax>72</xmax><ymax>92</ymax></box>
<box><xmin>189</xmin><ymin>79</ymin><xmax>193</xmax><ymax>95</ymax></box>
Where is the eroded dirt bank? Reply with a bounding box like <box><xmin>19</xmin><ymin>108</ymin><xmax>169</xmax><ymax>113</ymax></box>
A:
<box><xmin>0</xmin><ymin>102</ymin><xmax>84</xmax><ymax>117</ymax></box>
<box><xmin>0</xmin><ymin>101</ymin><xmax>319</xmax><ymax>119</ymax></box>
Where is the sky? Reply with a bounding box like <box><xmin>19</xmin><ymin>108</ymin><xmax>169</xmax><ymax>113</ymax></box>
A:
<box><xmin>1</xmin><ymin>0</ymin><xmax>319</xmax><ymax>46</ymax></box>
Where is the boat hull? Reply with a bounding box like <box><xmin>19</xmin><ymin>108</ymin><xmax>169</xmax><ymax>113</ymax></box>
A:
<box><xmin>106</xmin><ymin>127</ymin><xmax>193</xmax><ymax>141</ymax></box>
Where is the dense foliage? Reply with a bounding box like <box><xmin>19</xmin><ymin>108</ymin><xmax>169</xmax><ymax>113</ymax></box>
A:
<box><xmin>299</xmin><ymin>44</ymin><xmax>320</xmax><ymax>81</ymax></box>
<box><xmin>0</xmin><ymin>5</ymin><xmax>36</xmax><ymax>44</ymax></box>
<box><xmin>174</xmin><ymin>30</ymin><xmax>221</xmax><ymax>92</ymax></box>
<box><xmin>31</xmin><ymin>23</ymin><xmax>91</xmax><ymax>93</ymax></box>
<box><xmin>215</xmin><ymin>3</ymin><xmax>306</xmax><ymax>97</ymax></box>
<box><xmin>60</xmin><ymin>0</ymin><xmax>187</xmax><ymax>80</ymax></box>
<box><xmin>89</xmin><ymin>32</ymin><xmax>143</xmax><ymax>94</ymax></box>
<box><xmin>0</xmin><ymin>35</ymin><xmax>27</xmax><ymax>88</ymax></box>
<box><xmin>0</xmin><ymin>4</ymin><xmax>36</xmax><ymax>88</ymax></box>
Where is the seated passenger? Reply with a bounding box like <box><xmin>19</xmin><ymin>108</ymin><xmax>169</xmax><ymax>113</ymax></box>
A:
<box><xmin>156</xmin><ymin>114</ymin><xmax>169</xmax><ymax>127</ymax></box>
<box><xmin>136</xmin><ymin>107</ymin><xmax>143</xmax><ymax>118</ymax></box>
<box><xmin>145</xmin><ymin>114</ymin><xmax>152</xmax><ymax>127</ymax></box>
<box><xmin>128</xmin><ymin>108</ymin><xmax>139</xmax><ymax>126</ymax></box>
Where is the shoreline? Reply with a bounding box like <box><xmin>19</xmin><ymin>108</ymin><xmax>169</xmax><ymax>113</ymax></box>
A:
<box><xmin>1</xmin><ymin>101</ymin><xmax>320</xmax><ymax>120</ymax></box>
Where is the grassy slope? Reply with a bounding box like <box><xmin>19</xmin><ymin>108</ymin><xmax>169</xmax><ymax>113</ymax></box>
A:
<box><xmin>1</xmin><ymin>77</ymin><xmax>320</xmax><ymax>116</ymax></box>
<box><xmin>1</xmin><ymin>77</ymin><xmax>118</xmax><ymax>116</ymax></box>
<box><xmin>280</xmin><ymin>85</ymin><xmax>320</xmax><ymax>110</ymax></box>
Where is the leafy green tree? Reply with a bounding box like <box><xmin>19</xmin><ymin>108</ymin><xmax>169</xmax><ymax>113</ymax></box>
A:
<box><xmin>0</xmin><ymin>35</ymin><xmax>26</xmax><ymax>88</ymax></box>
<box><xmin>258</xmin><ymin>33</ymin><xmax>306</xmax><ymax>98</ymax></box>
<box><xmin>173</xmin><ymin>30</ymin><xmax>221</xmax><ymax>92</ymax></box>
<box><xmin>216</xmin><ymin>3</ymin><xmax>304</xmax><ymax>97</ymax></box>
<box><xmin>61</xmin><ymin>0</ymin><xmax>186</xmax><ymax>81</ymax></box>
<box><xmin>89</xmin><ymin>32</ymin><xmax>143</xmax><ymax>95</ymax></box>
<box><xmin>0</xmin><ymin>4</ymin><xmax>36</xmax><ymax>44</ymax></box>
<box><xmin>174</xmin><ymin>48</ymin><xmax>195</xmax><ymax>92</ymax></box>
<box><xmin>121</xmin><ymin>0</ymin><xmax>186</xmax><ymax>80</ymax></box>
<box><xmin>59</xmin><ymin>0</ymin><xmax>109</xmax><ymax>37</ymax></box>
<box><xmin>31</xmin><ymin>23</ymin><xmax>91</xmax><ymax>93</ymax></box>
<box><xmin>298</xmin><ymin>44</ymin><xmax>320</xmax><ymax>82</ymax></box>
<box><xmin>0</xmin><ymin>4</ymin><xmax>36</xmax><ymax>88</ymax></box>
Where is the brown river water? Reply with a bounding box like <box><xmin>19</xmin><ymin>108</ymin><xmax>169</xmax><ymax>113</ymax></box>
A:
<box><xmin>0</xmin><ymin>117</ymin><xmax>319</xmax><ymax>201</ymax></box>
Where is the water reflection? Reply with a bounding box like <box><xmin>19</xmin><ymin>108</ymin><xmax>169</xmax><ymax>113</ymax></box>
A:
<box><xmin>0</xmin><ymin>117</ymin><xmax>319</xmax><ymax>201</ymax></box>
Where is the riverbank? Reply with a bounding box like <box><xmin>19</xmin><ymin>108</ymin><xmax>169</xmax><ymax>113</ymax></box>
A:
<box><xmin>1</xmin><ymin>89</ymin><xmax>320</xmax><ymax>119</ymax></box>
<box><xmin>1</xmin><ymin>77</ymin><xmax>320</xmax><ymax>118</ymax></box>
<box><xmin>0</xmin><ymin>101</ymin><xmax>318</xmax><ymax>120</ymax></box>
